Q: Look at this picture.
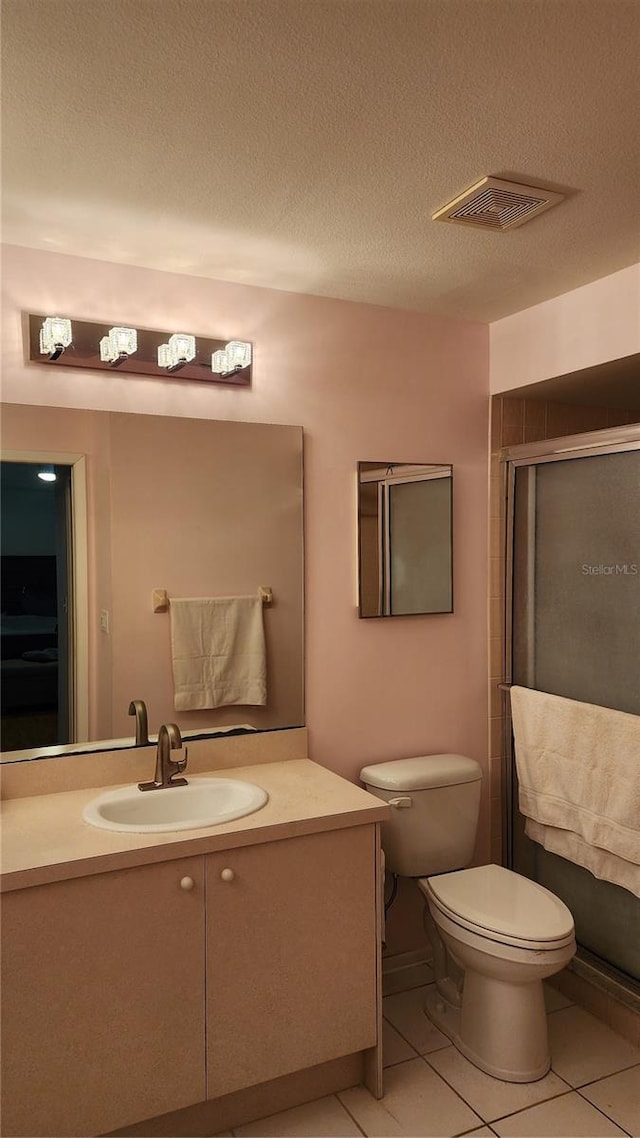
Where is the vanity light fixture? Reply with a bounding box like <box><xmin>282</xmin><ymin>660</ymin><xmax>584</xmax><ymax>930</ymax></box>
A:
<box><xmin>39</xmin><ymin>316</ymin><xmax>73</xmax><ymax>361</ymax></box>
<box><xmin>157</xmin><ymin>332</ymin><xmax>197</xmax><ymax>372</ymax></box>
<box><xmin>99</xmin><ymin>326</ymin><xmax>138</xmax><ymax>367</ymax></box>
<box><xmin>211</xmin><ymin>340</ymin><xmax>252</xmax><ymax>376</ymax></box>
<box><xmin>27</xmin><ymin>314</ymin><xmax>252</xmax><ymax>386</ymax></box>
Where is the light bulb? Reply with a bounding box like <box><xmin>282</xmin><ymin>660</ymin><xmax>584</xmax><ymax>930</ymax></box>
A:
<box><xmin>37</xmin><ymin>466</ymin><xmax>56</xmax><ymax>483</ymax></box>
<box><xmin>226</xmin><ymin>341</ymin><xmax>252</xmax><ymax>369</ymax></box>
<box><xmin>158</xmin><ymin>334</ymin><xmax>196</xmax><ymax>369</ymax></box>
<box><xmin>157</xmin><ymin>343</ymin><xmax>172</xmax><ymax>368</ymax></box>
<box><xmin>211</xmin><ymin>341</ymin><xmax>251</xmax><ymax>374</ymax></box>
<box><xmin>100</xmin><ymin>326</ymin><xmax>137</xmax><ymax>363</ymax></box>
<box><xmin>39</xmin><ymin>317</ymin><xmax>72</xmax><ymax>357</ymax></box>
<box><xmin>167</xmin><ymin>333</ymin><xmax>196</xmax><ymax>365</ymax></box>
<box><xmin>211</xmin><ymin>349</ymin><xmax>231</xmax><ymax>374</ymax></box>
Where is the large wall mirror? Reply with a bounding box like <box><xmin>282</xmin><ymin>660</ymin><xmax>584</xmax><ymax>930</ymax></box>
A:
<box><xmin>358</xmin><ymin>462</ymin><xmax>453</xmax><ymax>618</ymax></box>
<box><xmin>1</xmin><ymin>404</ymin><xmax>304</xmax><ymax>760</ymax></box>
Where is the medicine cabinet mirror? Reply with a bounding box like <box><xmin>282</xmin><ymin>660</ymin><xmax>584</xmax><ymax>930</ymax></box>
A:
<box><xmin>357</xmin><ymin>462</ymin><xmax>453</xmax><ymax>618</ymax></box>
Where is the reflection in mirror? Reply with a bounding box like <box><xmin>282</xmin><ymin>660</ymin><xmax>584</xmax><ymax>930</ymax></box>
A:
<box><xmin>358</xmin><ymin>462</ymin><xmax>453</xmax><ymax>618</ymax></box>
<box><xmin>1</xmin><ymin>461</ymin><xmax>73</xmax><ymax>751</ymax></box>
<box><xmin>1</xmin><ymin>405</ymin><xmax>304</xmax><ymax>759</ymax></box>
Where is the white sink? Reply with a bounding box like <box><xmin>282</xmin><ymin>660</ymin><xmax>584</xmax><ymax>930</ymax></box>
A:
<box><xmin>83</xmin><ymin>777</ymin><xmax>269</xmax><ymax>833</ymax></box>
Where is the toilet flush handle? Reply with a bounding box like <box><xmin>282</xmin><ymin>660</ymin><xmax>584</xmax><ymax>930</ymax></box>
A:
<box><xmin>388</xmin><ymin>796</ymin><xmax>412</xmax><ymax>808</ymax></box>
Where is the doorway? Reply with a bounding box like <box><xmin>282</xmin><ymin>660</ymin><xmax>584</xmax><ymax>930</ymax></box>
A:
<box><xmin>1</xmin><ymin>461</ymin><xmax>73</xmax><ymax>750</ymax></box>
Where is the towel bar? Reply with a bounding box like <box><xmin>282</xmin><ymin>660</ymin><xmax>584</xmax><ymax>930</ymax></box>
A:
<box><xmin>152</xmin><ymin>587</ymin><xmax>273</xmax><ymax>613</ymax></box>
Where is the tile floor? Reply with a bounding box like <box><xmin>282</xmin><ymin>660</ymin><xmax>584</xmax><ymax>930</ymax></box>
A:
<box><xmin>223</xmin><ymin>978</ymin><xmax>640</xmax><ymax>1137</ymax></box>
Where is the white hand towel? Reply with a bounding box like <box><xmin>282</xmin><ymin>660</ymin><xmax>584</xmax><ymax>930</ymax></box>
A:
<box><xmin>170</xmin><ymin>596</ymin><xmax>267</xmax><ymax>711</ymax></box>
<box><xmin>511</xmin><ymin>686</ymin><xmax>640</xmax><ymax>896</ymax></box>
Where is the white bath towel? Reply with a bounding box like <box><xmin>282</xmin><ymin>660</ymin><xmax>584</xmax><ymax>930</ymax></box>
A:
<box><xmin>170</xmin><ymin>596</ymin><xmax>267</xmax><ymax>711</ymax></box>
<box><xmin>511</xmin><ymin>686</ymin><xmax>640</xmax><ymax>897</ymax></box>
<box><xmin>525</xmin><ymin>819</ymin><xmax>640</xmax><ymax>899</ymax></box>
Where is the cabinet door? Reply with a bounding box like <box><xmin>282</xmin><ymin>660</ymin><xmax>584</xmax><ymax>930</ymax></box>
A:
<box><xmin>1</xmin><ymin>856</ymin><xmax>206</xmax><ymax>1137</ymax></box>
<box><xmin>206</xmin><ymin>826</ymin><xmax>377</xmax><ymax>1098</ymax></box>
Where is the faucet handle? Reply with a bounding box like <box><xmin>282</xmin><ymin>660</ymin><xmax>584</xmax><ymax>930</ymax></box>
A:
<box><xmin>168</xmin><ymin>745</ymin><xmax>188</xmax><ymax>785</ymax></box>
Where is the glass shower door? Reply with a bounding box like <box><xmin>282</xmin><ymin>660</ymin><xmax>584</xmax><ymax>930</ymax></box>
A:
<box><xmin>509</xmin><ymin>444</ymin><xmax>640</xmax><ymax>981</ymax></box>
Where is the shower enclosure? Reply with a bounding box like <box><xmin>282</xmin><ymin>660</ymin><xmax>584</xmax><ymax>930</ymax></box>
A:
<box><xmin>503</xmin><ymin>424</ymin><xmax>640</xmax><ymax>995</ymax></box>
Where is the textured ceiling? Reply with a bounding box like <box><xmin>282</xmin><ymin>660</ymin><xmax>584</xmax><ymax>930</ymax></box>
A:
<box><xmin>2</xmin><ymin>0</ymin><xmax>640</xmax><ymax>322</ymax></box>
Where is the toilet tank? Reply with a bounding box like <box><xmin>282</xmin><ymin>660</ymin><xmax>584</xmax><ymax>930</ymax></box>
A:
<box><xmin>360</xmin><ymin>754</ymin><xmax>483</xmax><ymax>877</ymax></box>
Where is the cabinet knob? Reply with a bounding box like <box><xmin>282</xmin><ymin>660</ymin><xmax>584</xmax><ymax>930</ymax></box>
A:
<box><xmin>220</xmin><ymin>868</ymin><xmax>235</xmax><ymax>882</ymax></box>
<box><xmin>180</xmin><ymin>876</ymin><xmax>195</xmax><ymax>891</ymax></box>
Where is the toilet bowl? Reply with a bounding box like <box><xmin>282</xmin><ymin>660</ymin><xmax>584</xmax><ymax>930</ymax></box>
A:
<box><xmin>420</xmin><ymin>864</ymin><xmax>576</xmax><ymax>1082</ymax></box>
<box><xmin>360</xmin><ymin>754</ymin><xmax>576</xmax><ymax>1083</ymax></box>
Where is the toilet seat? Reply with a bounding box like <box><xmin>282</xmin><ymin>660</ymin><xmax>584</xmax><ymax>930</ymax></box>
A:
<box><xmin>421</xmin><ymin>864</ymin><xmax>575</xmax><ymax>951</ymax></box>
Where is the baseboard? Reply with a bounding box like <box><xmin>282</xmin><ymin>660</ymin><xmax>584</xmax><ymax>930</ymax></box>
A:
<box><xmin>550</xmin><ymin>961</ymin><xmax>640</xmax><ymax>1047</ymax></box>
<box><xmin>570</xmin><ymin>950</ymin><xmax>640</xmax><ymax>1013</ymax></box>
<box><xmin>382</xmin><ymin>947</ymin><xmax>433</xmax><ymax>996</ymax></box>
<box><xmin>105</xmin><ymin>1053</ymin><xmax>364</xmax><ymax>1136</ymax></box>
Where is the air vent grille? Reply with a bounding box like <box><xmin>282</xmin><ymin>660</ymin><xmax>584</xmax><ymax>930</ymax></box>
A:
<box><xmin>433</xmin><ymin>176</ymin><xmax>565</xmax><ymax>231</ymax></box>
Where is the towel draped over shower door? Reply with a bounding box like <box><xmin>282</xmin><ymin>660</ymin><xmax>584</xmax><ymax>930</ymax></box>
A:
<box><xmin>510</xmin><ymin>686</ymin><xmax>640</xmax><ymax>899</ymax></box>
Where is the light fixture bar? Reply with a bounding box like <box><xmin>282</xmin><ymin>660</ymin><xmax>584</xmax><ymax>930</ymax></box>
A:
<box><xmin>27</xmin><ymin>314</ymin><xmax>252</xmax><ymax>386</ymax></box>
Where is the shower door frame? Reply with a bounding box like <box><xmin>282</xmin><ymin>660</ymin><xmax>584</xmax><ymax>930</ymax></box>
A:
<box><xmin>500</xmin><ymin>422</ymin><xmax>640</xmax><ymax>997</ymax></box>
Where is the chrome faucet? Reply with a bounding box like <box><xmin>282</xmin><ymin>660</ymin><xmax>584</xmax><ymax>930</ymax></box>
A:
<box><xmin>128</xmin><ymin>699</ymin><xmax>150</xmax><ymax>746</ymax></box>
<box><xmin>138</xmin><ymin>723</ymin><xmax>188</xmax><ymax>791</ymax></box>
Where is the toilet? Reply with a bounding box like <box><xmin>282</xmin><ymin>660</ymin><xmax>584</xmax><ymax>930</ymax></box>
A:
<box><xmin>360</xmin><ymin>754</ymin><xmax>576</xmax><ymax>1083</ymax></box>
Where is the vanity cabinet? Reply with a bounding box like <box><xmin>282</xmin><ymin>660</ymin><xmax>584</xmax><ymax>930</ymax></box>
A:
<box><xmin>206</xmin><ymin>826</ymin><xmax>377</xmax><ymax>1097</ymax></box>
<box><xmin>1</xmin><ymin>856</ymin><xmax>206</xmax><ymax>1138</ymax></box>
<box><xmin>2</xmin><ymin>824</ymin><xmax>379</xmax><ymax>1137</ymax></box>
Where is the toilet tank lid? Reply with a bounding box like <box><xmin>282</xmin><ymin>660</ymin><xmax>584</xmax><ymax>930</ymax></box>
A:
<box><xmin>360</xmin><ymin>754</ymin><xmax>482</xmax><ymax>791</ymax></box>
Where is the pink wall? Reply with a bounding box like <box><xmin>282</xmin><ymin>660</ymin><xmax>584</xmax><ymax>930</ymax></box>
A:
<box><xmin>1</xmin><ymin>245</ymin><xmax>489</xmax><ymax>841</ymax></box>
<box><xmin>490</xmin><ymin>264</ymin><xmax>640</xmax><ymax>393</ymax></box>
<box><xmin>108</xmin><ymin>413</ymin><xmax>303</xmax><ymax>737</ymax></box>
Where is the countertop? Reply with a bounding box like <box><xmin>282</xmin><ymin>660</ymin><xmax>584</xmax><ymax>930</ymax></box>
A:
<box><xmin>0</xmin><ymin>759</ymin><xmax>389</xmax><ymax>892</ymax></box>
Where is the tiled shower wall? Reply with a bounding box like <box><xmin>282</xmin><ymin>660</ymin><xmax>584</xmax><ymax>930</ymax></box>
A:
<box><xmin>488</xmin><ymin>394</ymin><xmax>640</xmax><ymax>1042</ymax></box>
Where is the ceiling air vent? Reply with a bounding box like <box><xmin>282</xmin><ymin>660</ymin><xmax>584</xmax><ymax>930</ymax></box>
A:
<box><xmin>432</xmin><ymin>176</ymin><xmax>565</xmax><ymax>231</ymax></box>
